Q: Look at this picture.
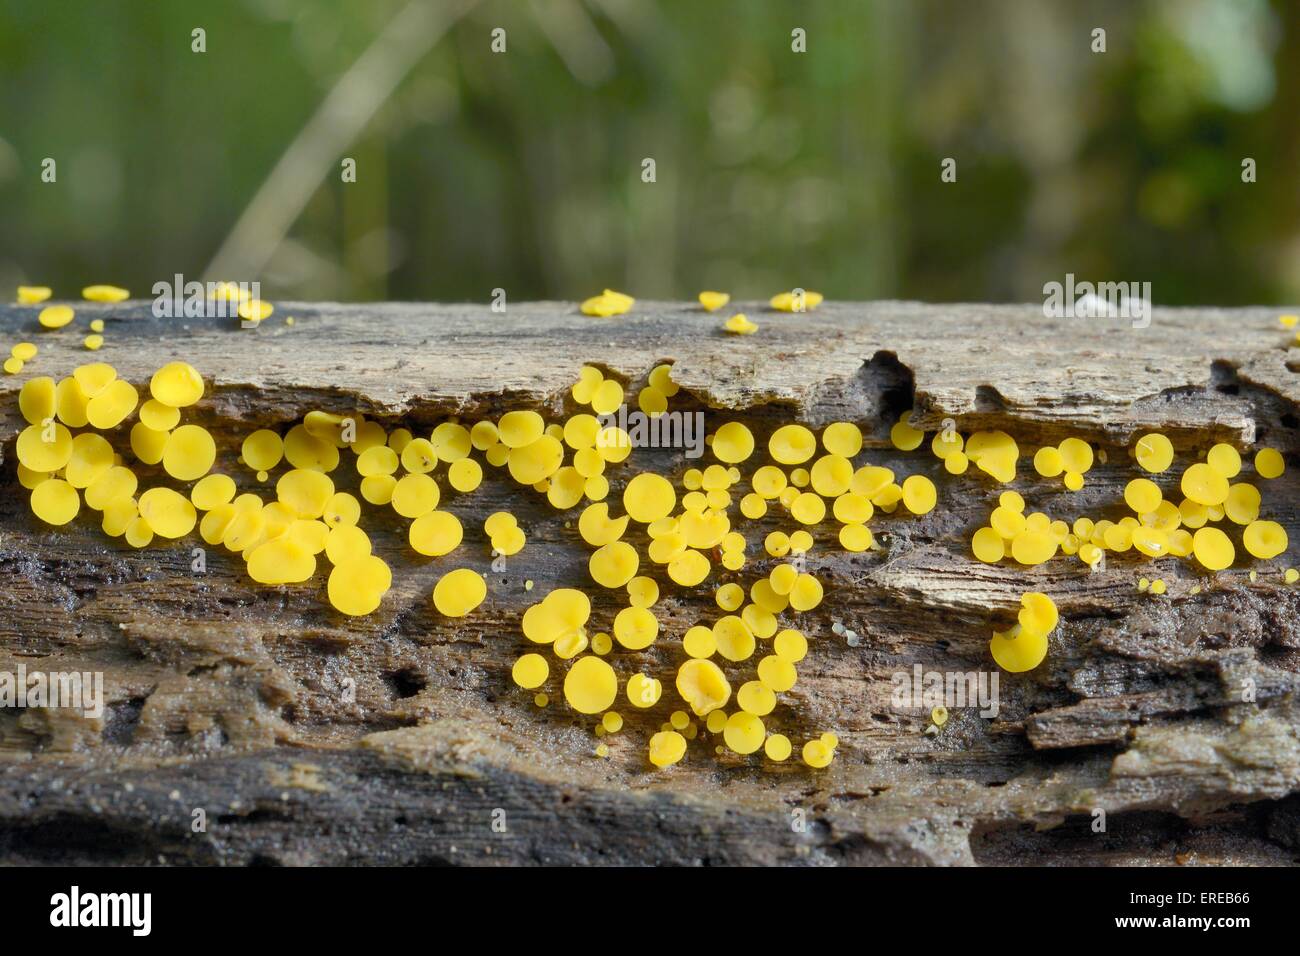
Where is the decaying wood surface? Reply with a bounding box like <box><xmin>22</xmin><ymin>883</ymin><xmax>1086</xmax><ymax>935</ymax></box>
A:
<box><xmin>0</xmin><ymin>299</ymin><xmax>1297</xmax><ymax>866</ymax></box>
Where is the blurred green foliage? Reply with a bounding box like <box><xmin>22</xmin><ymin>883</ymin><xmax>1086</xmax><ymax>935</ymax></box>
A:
<box><xmin>0</xmin><ymin>0</ymin><xmax>1296</xmax><ymax>305</ymax></box>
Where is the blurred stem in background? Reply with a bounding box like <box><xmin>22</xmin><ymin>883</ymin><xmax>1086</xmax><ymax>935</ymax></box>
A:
<box><xmin>0</xmin><ymin>0</ymin><xmax>1293</xmax><ymax>306</ymax></box>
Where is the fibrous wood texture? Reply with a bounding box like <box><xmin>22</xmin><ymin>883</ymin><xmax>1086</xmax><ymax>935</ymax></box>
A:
<box><xmin>0</xmin><ymin>300</ymin><xmax>1298</xmax><ymax>866</ymax></box>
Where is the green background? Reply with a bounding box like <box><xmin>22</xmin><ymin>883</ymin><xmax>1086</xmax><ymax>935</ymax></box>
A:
<box><xmin>1</xmin><ymin>0</ymin><xmax>1296</xmax><ymax>306</ymax></box>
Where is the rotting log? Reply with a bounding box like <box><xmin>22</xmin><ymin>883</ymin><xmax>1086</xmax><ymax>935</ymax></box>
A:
<box><xmin>0</xmin><ymin>299</ymin><xmax>1297</xmax><ymax>866</ymax></box>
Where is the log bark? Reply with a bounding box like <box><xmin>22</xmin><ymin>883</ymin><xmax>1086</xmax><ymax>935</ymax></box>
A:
<box><xmin>0</xmin><ymin>299</ymin><xmax>1297</xmax><ymax>866</ymax></box>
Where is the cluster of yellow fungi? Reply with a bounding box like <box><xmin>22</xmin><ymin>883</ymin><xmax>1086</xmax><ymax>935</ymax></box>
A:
<box><xmin>6</xmin><ymin>288</ymin><xmax>1297</xmax><ymax>772</ymax></box>
<box><xmin>580</xmin><ymin>287</ymin><xmax>825</xmax><ymax>338</ymax></box>
<box><xmin>8</xmin><ymin>284</ymin><xmax>124</xmax><ymax>365</ymax></box>
<box><xmin>962</xmin><ymin>424</ymin><xmax>1288</xmax><ymax>575</ymax></box>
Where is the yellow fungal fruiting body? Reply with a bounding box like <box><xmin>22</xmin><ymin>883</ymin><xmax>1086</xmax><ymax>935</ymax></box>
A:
<box><xmin>699</xmin><ymin>291</ymin><xmax>729</xmax><ymax>312</ymax></box>
<box><xmin>432</xmin><ymin>568</ymin><xmax>487</xmax><ymax>617</ymax></box>
<box><xmin>990</xmin><ymin>592</ymin><xmax>1058</xmax><ymax>673</ymax></box>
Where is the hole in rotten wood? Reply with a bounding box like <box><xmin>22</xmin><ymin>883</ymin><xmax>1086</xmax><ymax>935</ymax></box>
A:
<box><xmin>384</xmin><ymin>667</ymin><xmax>427</xmax><ymax>699</ymax></box>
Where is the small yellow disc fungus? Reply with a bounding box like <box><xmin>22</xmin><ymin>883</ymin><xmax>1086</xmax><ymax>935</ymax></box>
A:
<box><xmin>737</xmin><ymin>681</ymin><xmax>776</xmax><ymax>716</ymax></box>
<box><xmin>810</xmin><ymin>455</ymin><xmax>853</xmax><ymax>497</ymax></box>
<box><xmin>1135</xmin><ymin>433</ymin><xmax>1174</xmax><ymax>473</ymax></box>
<box><xmin>277</xmin><ymin>469</ymin><xmax>335</xmax><ymax>518</ymax></box>
<box><xmin>73</xmin><ymin>362</ymin><xmax>116</xmax><ymax>397</ymax></box>
<box><xmin>822</xmin><ymin>422</ymin><xmax>863</xmax><ymax>458</ymax></box>
<box><xmin>769</xmin><ymin>424</ymin><xmax>817</xmax><ymax>464</ymax></box>
<box><xmin>18</xmin><ymin>376</ymin><xmax>56</xmax><ymax>426</ymax></box>
<box><xmin>723</xmin><ymin>712</ymin><xmax>766</xmax><ymax>754</ymax></box>
<box><xmin>139</xmin><ymin>399</ymin><xmax>180</xmax><ymax>432</ymax></box>
<box><xmin>1011</xmin><ymin>530</ymin><xmax>1057</xmax><ymax>566</ymax></box>
<box><xmin>889</xmin><ymin>412</ymin><xmax>924</xmax><ymax>451</ymax></box>
<box><xmin>764</xmin><ymin>734</ymin><xmax>793</xmax><ymax>761</ymax></box>
<box><xmin>1182</xmin><ymin>462</ymin><xmax>1229</xmax><ymax>506</ymax></box>
<box><xmin>712</xmin><ymin>422</ymin><xmax>755</xmax><ymax>463</ymax></box>
<box><xmin>512</xmin><ymin>653</ymin><xmax>549</xmax><ymax>689</ymax></box>
<box><xmin>392</xmin><ymin>474</ymin><xmax>440</xmax><ymax>518</ymax></box>
<box><xmin>242</xmin><ymin>429</ymin><xmax>284</xmax><ymax>472</ymax></box>
<box><xmin>64</xmin><ymin>433</ymin><xmax>114</xmax><ymax>489</ymax></box>
<box><xmin>839</xmin><ymin>522</ymin><xmax>873</xmax><ymax>552</ymax></box>
<box><xmin>788</xmin><ymin>573</ymin><xmax>824</xmax><ymax>612</ymax></box>
<box><xmin>972</xmin><ymin>526</ymin><xmax>1005</xmax><ymax>563</ymax></box>
<box><xmin>17</xmin><ymin>286</ymin><xmax>52</xmax><ymax>304</ymax></box>
<box><xmin>138</xmin><ymin>487</ymin><xmax>197</xmax><ymax>539</ymax></box>
<box><xmin>38</xmin><ymin>305</ymin><xmax>75</xmax><ymax>329</ymax></box>
<box><xmin>102</xmin><ymin>497</ymin><xmax>138</xmax><ymax>537</ymax></box>
<box><xmin>774</xmin><ymin>628</ymin><xmax>808</xmax><ymax>662</ymax></box>
<box><xmin>713</xmin><ymin>615</ymin><xmax>756</xmax><ymax>662</ymax></box>
<box><xmin>1255</xmin><ymin>448</ymin><xmax>1285</xmax><ymax>479</ymax></box>
<box><xmin>17</xmin><ymin>422</ymin><xmax>74</xmax><ymax>473</ymax></box>
<box><xmin>626</xmin><ymin>672</ymin><xmax>663</xmax><ymax>708</ymax></box>
<box><xmin>85</xmin><ymin>465</ymin><xmax>138</xmax><ymax>510</ymax></box>
<box><xmin>360</xmin><ymin>474</ymin><xmax>397</xmax><ymax>505</ymax></box>
<box><xmin>191</xmin><ymin>474</ymin><xmax>236</xmax><ymax>511</ymax></box>
<box><xmin>409</xmin><ymin>511</ymin><xmax>464</xmax><ymax>557</ymax></box>
<box><xmin>1131</xmin><ymin>526</ymin><xmax>1169</xmax><ymax>557</ymax></box>
<box><xmin>801</xmin><ymin>739</ymin><xmax>834</xmax><ymax>768</ymax></box>
<box><xmin>124</xmin><ymin>516</ymin><xmax>154</xmax><ymax>548</ymax></box>
<box><xmin>757</xmin><ymin>655</ymin><xmax>797</xmax><ymax>693</ymax></box>
<box><xmin>432</xmin><ymin>568</ymin><xmax>487</xmax><ymax>617</ymax></box>
<box><xmin>682</xmin><ymin>625</ymin><xmax>716</xmax><ymax>658</ymax></box>
<box><xmin>248</xmin><ymin>539</ymin><xmax>316</xmax><ymax>585</ymax></box>
<box><xmin>723</xmin><ymin>313</ymin><xmax>757</xmax><ymax>335</ymax></box>
<box><xmin>990</xmin><ymin>625</ymin><xmax>1048</xmax><ymax>673</ymax></box>
<box><xmin>1192</xmin><ymin>527</ymin><xmax>1235</xmax><ymax>571</ymax></box>
<box><xmin>82</xmin><ymin>284</ymin><xmax>129</xmax><ymax>303</ymax></box>
<box><xmin>715</xmin><ymin>582</ymin><xmax>744</xmax><ymax>612</ymax></box>
<box><xmin>564</xmin><ymin>656</ymin><xmax>618</xmax><ymax>714</ymax></box>
<box><xmin>1243</xmin><ymin>520</ymin><xmax>1288</xmax><ymax>560</ymax></box>
<box><xmin>30</xmin><ymin>479</ymin><xmax>80</xmax><ymax>525</ymax></box>
<box><xmin>162</xmin><ymin>424</ymin><xmax>216</xmax><ymax>481</ymax></box>
<box><xmin>325</xmin><ymin>525</ymin><xmax>372</xmax><ymax>565</ymax></box>
<box><xmin>1033</xmin><ymin>446</ymin><xmax>1064</xmax><ymax>477</ymax></box>
<box><xmin>327</xmin><ymin>554</ymin><xmax>392</xmax><ymax>616</ymax></box>
<box><xmin>498</xmin><ymin>410</ymin><xmax>545</xmax><ymax>449</ymax></box>
<box><xmin>82</xmin><ymin>378</ymin><xmax>136</xmax><ymax>430</ymax></box>
<box><xmin>150</xmin><ymin>361</ymin><xmax>204</xmax><ymax>408</ymax></box>
<box><xmin>590</xmin><ymin>540</ymin><xmax>639</xmax><ymax>588</ymax></box>
<box><xmin>590</xmin><ymin>379</ymin><xmax>624</xmax><ymax>416</ymax></box>
<box><xmin>698</xmin><ymin>291</ymin><xmax>730</xmax><ymax>312</ymax></box>
<box><xmin>627</xmin><ymin>575</ymin><xmax>659</xmax><ymax>608</ymax></box>
<box><xmin>676</xmin><ymin>658</ymin><xmax>731</xmax><ymax>716</ymax></box>
<box><xmin>430</xmin><ymin>422</ymin><xmax>471</xmax><ymax>462</ymax></box>
<box><xmin>623</xmin><ymin>472</ymin><xmax>676</xmax><ymax>523</ymax></box>
<box><xmin>790</xmin><ymin>491</ymin><xmax>826</xmax><ymax>525</ymax></box>
<box><xmin>901</xmin><ymin>474</ymin><xmax>937</xmax><ymax>514</ymax></box>
<box><xmin>1057</xmin><ymin>437</ymin><xmax>1094</xmax><ymax>474</ymax></box>
<box><xmin>507</xmin><ymin>435</ymin><xmax>564</xmax><ymax>485</ymax></box>
<box><xmin>1207</xmin><ymin>443</ymin><xmax>1242</xmax><ymax>478</ymax></box>
<box><xmin>1124</xmin><ymin>478</ymin><xmax>1162</xmax><ymax>515</ymax></box>
<box><xmin>648</xmin><ymin>730</ymin><xmax>687</xmax><ymax>768</ymax></box>
<box><xmin>447</xmin><ymin>458</ymin><xmax>482</xmax><ymax>492</ymax></box>
<box><xmin>1224</xmin><ymin>483</ymin><xmax>1260</xmax><ymax>525</ymax></box>
<box><xmin>613</xmin><ymin>606</ymin><xmax>659</xmax><ymax>650</ymax></box>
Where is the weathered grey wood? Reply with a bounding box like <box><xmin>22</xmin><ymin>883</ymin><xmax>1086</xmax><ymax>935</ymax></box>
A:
<box><xmin>0</xmin><ymin>299</ymin><xmax>1297</xmax><ymax>866</ymax></box>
